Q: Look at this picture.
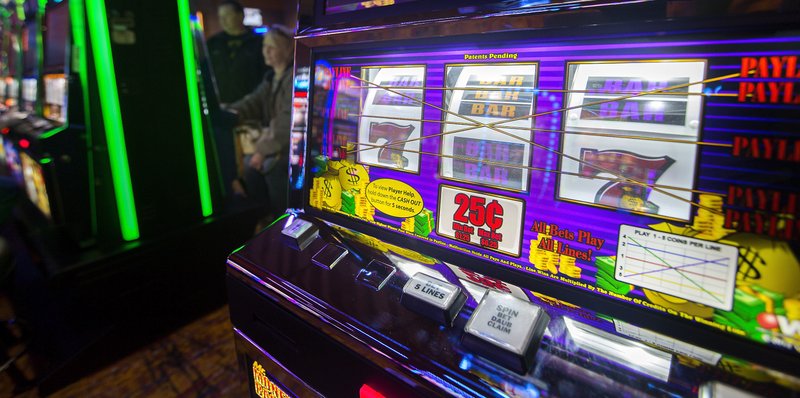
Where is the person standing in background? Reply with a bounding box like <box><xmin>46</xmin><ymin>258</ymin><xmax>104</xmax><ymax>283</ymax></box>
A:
<box><xmin>207</xmin><ymin>0</ymin><xmax>270</xmax><ymax>104</ymax></box>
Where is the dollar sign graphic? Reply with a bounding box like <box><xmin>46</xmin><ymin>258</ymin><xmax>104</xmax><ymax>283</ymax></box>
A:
<box><xmin>346</xmin><ymin>167</ymin><xmax>360</xmax><ymax>185</ymax></box>
<box><xmin>737</xmin><ymin>246</ymin><xmax>763</xmax><ymax>282</ymax></box>
<box><xmin>323</xmin><ymin>179</ymin><xmax>333</xmax><ymax>198</ymax></box>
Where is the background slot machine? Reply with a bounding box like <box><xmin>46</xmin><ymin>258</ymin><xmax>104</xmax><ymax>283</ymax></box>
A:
<box><xmin>0</xmin><ymin>3</ymin><xmax>23</xmax><ymax>173</ymax></box>
<box><xmin>0</xmin><ymin>3</ymin><xmax>22</xmax><ymax>115</ymax></box>
<box><xmin>0</xmin><ymin>1</ymin><xmax>40</xmax><ymax>131</ymax></box>
<box><xmin>3</xmin><ymin>0</ymin><xmax>95</xmax><ymax>244</ymax></box>
<box><xmin>0</xmin><ymin>0</ymin><xmax>243</xmax><ymax>249</ymax></box>
<box><xmin>1</xmin><ymin>0</ymin><xmax>259</xmax><ymax>393</ymax></box>
<box><xmin>226</xmin><ymin>0</ymin><xmax>800</xmax><ymax>397</ymax></box>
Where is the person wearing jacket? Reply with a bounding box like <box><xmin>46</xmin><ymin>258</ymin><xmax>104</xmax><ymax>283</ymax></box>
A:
<box><xmin>229</xmin><ymin>25</ymin><xmax>294</xmax><ymax>219</ymax></box>
<box><xmin>207</xmin><ymin>1</ymin><xmax>269</xmax><ymax>103</ymax></box>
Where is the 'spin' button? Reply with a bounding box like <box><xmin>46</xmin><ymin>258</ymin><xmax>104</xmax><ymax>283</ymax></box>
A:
<box><xmin>462</xmin><ymin>290</ymin><xmax>549</xmax><ymax>374</ymax></box>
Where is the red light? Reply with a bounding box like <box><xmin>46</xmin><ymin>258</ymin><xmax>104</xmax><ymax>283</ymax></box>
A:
<box><xmin>359</xmin><ymin>384</ymin><xmax>386</xmax><ymax>398</ymax></box>
<box><xmin>19</xmin><ymin>139</ymin><xmax>30</xmax><ymax>149</ymax></box>
<box><xmin>1</xmin><ymin>128</ymin><xmax>8</xmax><ymax>135</ymax></box>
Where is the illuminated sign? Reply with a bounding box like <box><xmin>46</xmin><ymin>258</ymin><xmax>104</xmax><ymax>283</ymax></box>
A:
<box><xmin>252</xmin><ymin>361</ymin><xmax>292</xmax><ymax>398</ymax></box>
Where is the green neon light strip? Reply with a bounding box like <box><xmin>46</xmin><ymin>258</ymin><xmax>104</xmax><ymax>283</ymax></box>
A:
<box><xmin>39</xmin><ymin>124</ymin><xmax>66</xmax><ymax>139</ymax></box>
<box><xmin>86</xmin><ymin>0</ymin><xmax>139</xmax><ymax>240</ymax></box>
<box><xmin>70</xmin><ymin>0</ymin><xmax>97</xmax><ymax>235</ymax></box>
<box><xmin>177</xmin><ymin>1</ymin><xmax>212</xmax><ymax>217</ymax></box>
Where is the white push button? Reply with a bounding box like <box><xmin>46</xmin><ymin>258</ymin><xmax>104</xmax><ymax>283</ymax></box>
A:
<box><xmin>403</xmin><ymin>273</ymin><xmax>460</xmax><ymax>309</ymax></box>
<box><xmin>462</xmin><ymin>290</ymin><xmax>549</xmax><ymax>373</ymax></box>
<box><xmin>401</xmin><ymin>273</ymin><xmax>466</xmax><ymax>325</ymax></box>
<box><xmin>282</xmin><ymin>218</ymin><xmax>314</xmax><ymax>239</ymax></box>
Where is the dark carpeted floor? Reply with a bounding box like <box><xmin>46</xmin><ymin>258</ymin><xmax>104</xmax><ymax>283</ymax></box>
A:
<box><xmin>1</xmin><ymin>305</ymin><xmax>247</xmax><ymax>398</ymax></box>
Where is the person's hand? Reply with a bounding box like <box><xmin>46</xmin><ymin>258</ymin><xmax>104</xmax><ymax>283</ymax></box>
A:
<box><xmin>249</xmin><ymin>152</ymin><xmax>265</xmax><ymax>171</ymax></box>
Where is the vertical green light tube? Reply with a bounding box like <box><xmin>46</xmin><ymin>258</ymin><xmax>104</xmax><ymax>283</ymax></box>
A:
<box><xmin>177</xmin><ymin>0</ymin><xmax>212</xmax><ymax>217</ymax></box>
<box><xmin>85</xmin><ymin>0</ymin><xmax>139</xmax><ymax>240</ymax></box>
<box><xmin>69</xmin><ymin>0</ymin><xmax>97</xmax><ymax>235</ymax></box>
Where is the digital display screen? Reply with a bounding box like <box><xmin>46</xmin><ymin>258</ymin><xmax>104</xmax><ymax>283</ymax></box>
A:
<box><xmin>43</xmin><ymin>74</ymin><xmax>66</xmax><ymax>123</ymax></box>
<box><xmin>4</xmin><ymin>30</ymin><xmax>19</xmax><ymax>79</ymax></box>
<box><xmin>44</xmin><ymin>2</ymin><xmax>70</xmax><ymax>70</ymax></box>
<box><xmin>306</xmin><ymin>32</ymin><xmax>800</xmax><ymax>353</ymax></box>
<box><xmin>325</xmin><ymin>0</ymin><xmax>419</xmax><ymax>14</ymax></box>
<box><xmin>22</xmin><ymin>23</ymin><xmax>37</xmax><ymax>76</ymax></box>
<box><xmin>0</xmin><ymin>136</ymin><xmax>6</xmax><ymax>164</ymax></box>
<box><xmin>5</xmin><ymin>78</ymin><xmax>19</xmax><ymax>107</ymax></box>
<box><xmin>21</xmin><ymin>78</ymin><xmax>37</xmax><ymax>113</ymax></box>
<box><xmin>21</xmin><ymin>152</ymin><xmax>51</xmax><ymax>218</ymax></box>
<box><xmin>4</xmin><ymin>141</ymin><xmax>23</xmax><ymax>186</ymax></box>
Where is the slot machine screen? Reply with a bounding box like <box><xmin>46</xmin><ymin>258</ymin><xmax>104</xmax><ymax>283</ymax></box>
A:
<box><xmin>305</xmin><ymin>29</ymin><xmax>800</xmax><ymax>355</ymax></box>
<box><xmin>0</xmin><ymin>136</ymin><xmax>6</xmax><ymax>164</ymax></box>
<box><xmin>21</xmin><ymin>23</ymin><xmax>36</xmax><ymax>77</ymax></box>
<box><xmin>42</xmin><ymin>3</ymin><xmax>69</xmax><ymax>124</ymax></box>
<box><xmin>4</xmin><ymin>31</ymin><xmax>20</xmax><ymax>107</ymax></box>
<box><xmin>43</xmin><ymin>1</ymin><xmax>69</xmax><ymax>71</ymax></box>
<box><xmin>43</xmin><ymin>74</ymin><xmax>66</xmax><ymax>123</ymax></box>
<box><xmin>4</xmin><ymin>141</ymin><xmax>23</xmax><ymax>185</ymax></box>
<box><xmin>20</xmin><ymin>152</ymin><xmax>51</xmax><ymax>218</ymax></box>
<box><xmin>5</xmin><ymin>78</ymin><xmax>19</xmax><ymax>107</ymax></box>
<box><xmin>21</xmin><ymin>77</ymin><xmax>37</xmax><ymax>113</ymax></box>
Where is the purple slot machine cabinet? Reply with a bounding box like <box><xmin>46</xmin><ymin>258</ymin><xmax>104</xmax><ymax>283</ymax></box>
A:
<box><xmin>227</xmin><ymin>1</ymin><xmax>800</xmax><ymax>396</ymax></box>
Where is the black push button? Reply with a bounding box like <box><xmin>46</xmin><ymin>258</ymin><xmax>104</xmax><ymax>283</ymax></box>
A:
<box><xmin>311</xmin><ymin>243</ymin><xmax>348</xmax><ymax>270</ymax></box>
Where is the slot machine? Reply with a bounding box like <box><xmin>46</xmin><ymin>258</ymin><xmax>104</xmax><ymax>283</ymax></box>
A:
<box><xmin>0</xmin><ymin>3</ymin><xmax>23</xmax><ymax>172</ymax></box>
<box><xmin>0</xmin><ymin>0</ymin><xmax>46</xmax><ymax>214</ymax></box>
<box><xmin>0</xmin><ymin>1</ymin><xmax>34</xmax><ymax>125</ymax></box>
<box><xmin>1</xmin><ymin>0</ymin><xmax>95</xmax><ymax>243</ymax></box>
<box><xmin>0</xmin><ymin>3</ymin><xmax>22</xmax><ymax>115</ymax></box>
<box><xmin>226</xmin><ymin>0</ymin><xmax>800</xmax><ymax>396</ymax></box>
